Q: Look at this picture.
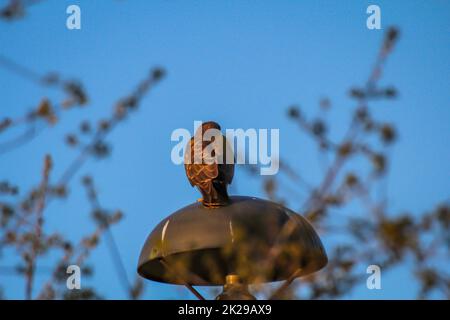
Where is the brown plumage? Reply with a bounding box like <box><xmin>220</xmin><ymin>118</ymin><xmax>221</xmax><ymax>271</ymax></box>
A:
<box><xmin>184</xmin><ymin>121</ymin><xmax>234</xmax><ymax>208</ymax></box>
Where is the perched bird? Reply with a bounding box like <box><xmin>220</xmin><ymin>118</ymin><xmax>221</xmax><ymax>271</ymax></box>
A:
<box><xmin>184</xmin><ymin>121</ymin><xmax>234</xmax><ymax>208</ymax></box>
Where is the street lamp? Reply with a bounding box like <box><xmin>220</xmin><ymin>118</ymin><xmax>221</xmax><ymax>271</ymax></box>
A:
<box><xmin>137</xmin><ymin>195</ymin><xmax>327</xmax><ymax>299</ymax></box>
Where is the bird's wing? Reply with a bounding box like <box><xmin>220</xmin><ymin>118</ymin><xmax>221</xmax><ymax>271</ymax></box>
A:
<box><xmin>184</xmin><ymin>137</ymin><xmax>218</xmax><ymax>187</ymax></box>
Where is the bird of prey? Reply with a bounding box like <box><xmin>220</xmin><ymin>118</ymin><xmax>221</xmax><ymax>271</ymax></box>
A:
<box><xmin>184</xmin><ymin>121</ymin><xmax>234</xmax><ymax>208</ymax></box>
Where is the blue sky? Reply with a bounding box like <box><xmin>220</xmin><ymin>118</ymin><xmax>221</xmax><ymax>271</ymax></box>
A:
<box><xmin>0</xmin><ymin>0</ymin><xmax>449</xmax><ymax>299</ymax></box>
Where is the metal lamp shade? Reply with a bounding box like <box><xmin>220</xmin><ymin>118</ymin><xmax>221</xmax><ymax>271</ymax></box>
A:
<box><xmin>137</xmin><ymin>196</ymin><xmax>327</xmax><ymax>286</ymax></box>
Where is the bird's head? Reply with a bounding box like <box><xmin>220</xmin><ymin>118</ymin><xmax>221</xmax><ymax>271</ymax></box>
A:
<box><xmin>196</xmin><ymin>121</ymin><xmax>221</xmax><ymax>136</ymax></box>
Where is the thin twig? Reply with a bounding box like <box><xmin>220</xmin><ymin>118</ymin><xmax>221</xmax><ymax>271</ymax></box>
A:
<box><xmin>0</xmin><ymin>125</ymin><xmax>44</xmax><ymax>156</ymax></box>
<box><xmin>25</xmin><ymin>155</ymin><xmax>51</xmax><ymax>300</ymax></box>
<box><xmin>269</xmin><ymin>269</ymin><xmax>302</xmax><ymax>300</ymax></box>
<box><xmin>158</xmin><ymin>258</ymin><xmax>206</xmax><ymax>300</ymax></box>
<box><xmin>82</xmin><ymin>177</ymin><xmax>132</xmax><ymax>296</ymax></box>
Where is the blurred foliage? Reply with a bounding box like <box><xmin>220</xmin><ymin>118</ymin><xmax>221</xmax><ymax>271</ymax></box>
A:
<box><xmin>0</xmin><ymin>3</ymin><xmax>166</xmax><ymax>297</ymax></box>
<box><xmin>246</xmin><ymin>26</ymin><xmax>449</xmax><ymax>299</ymax></box>
<box><xmin>0</xmin><ymin>62</ymin><xmax>164</xmax><ymax>298</ymax></box>
<box><xmin>0</xmin><ymin>1</ymin><xmax>448</xmax><ymax>300</ymax></box>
